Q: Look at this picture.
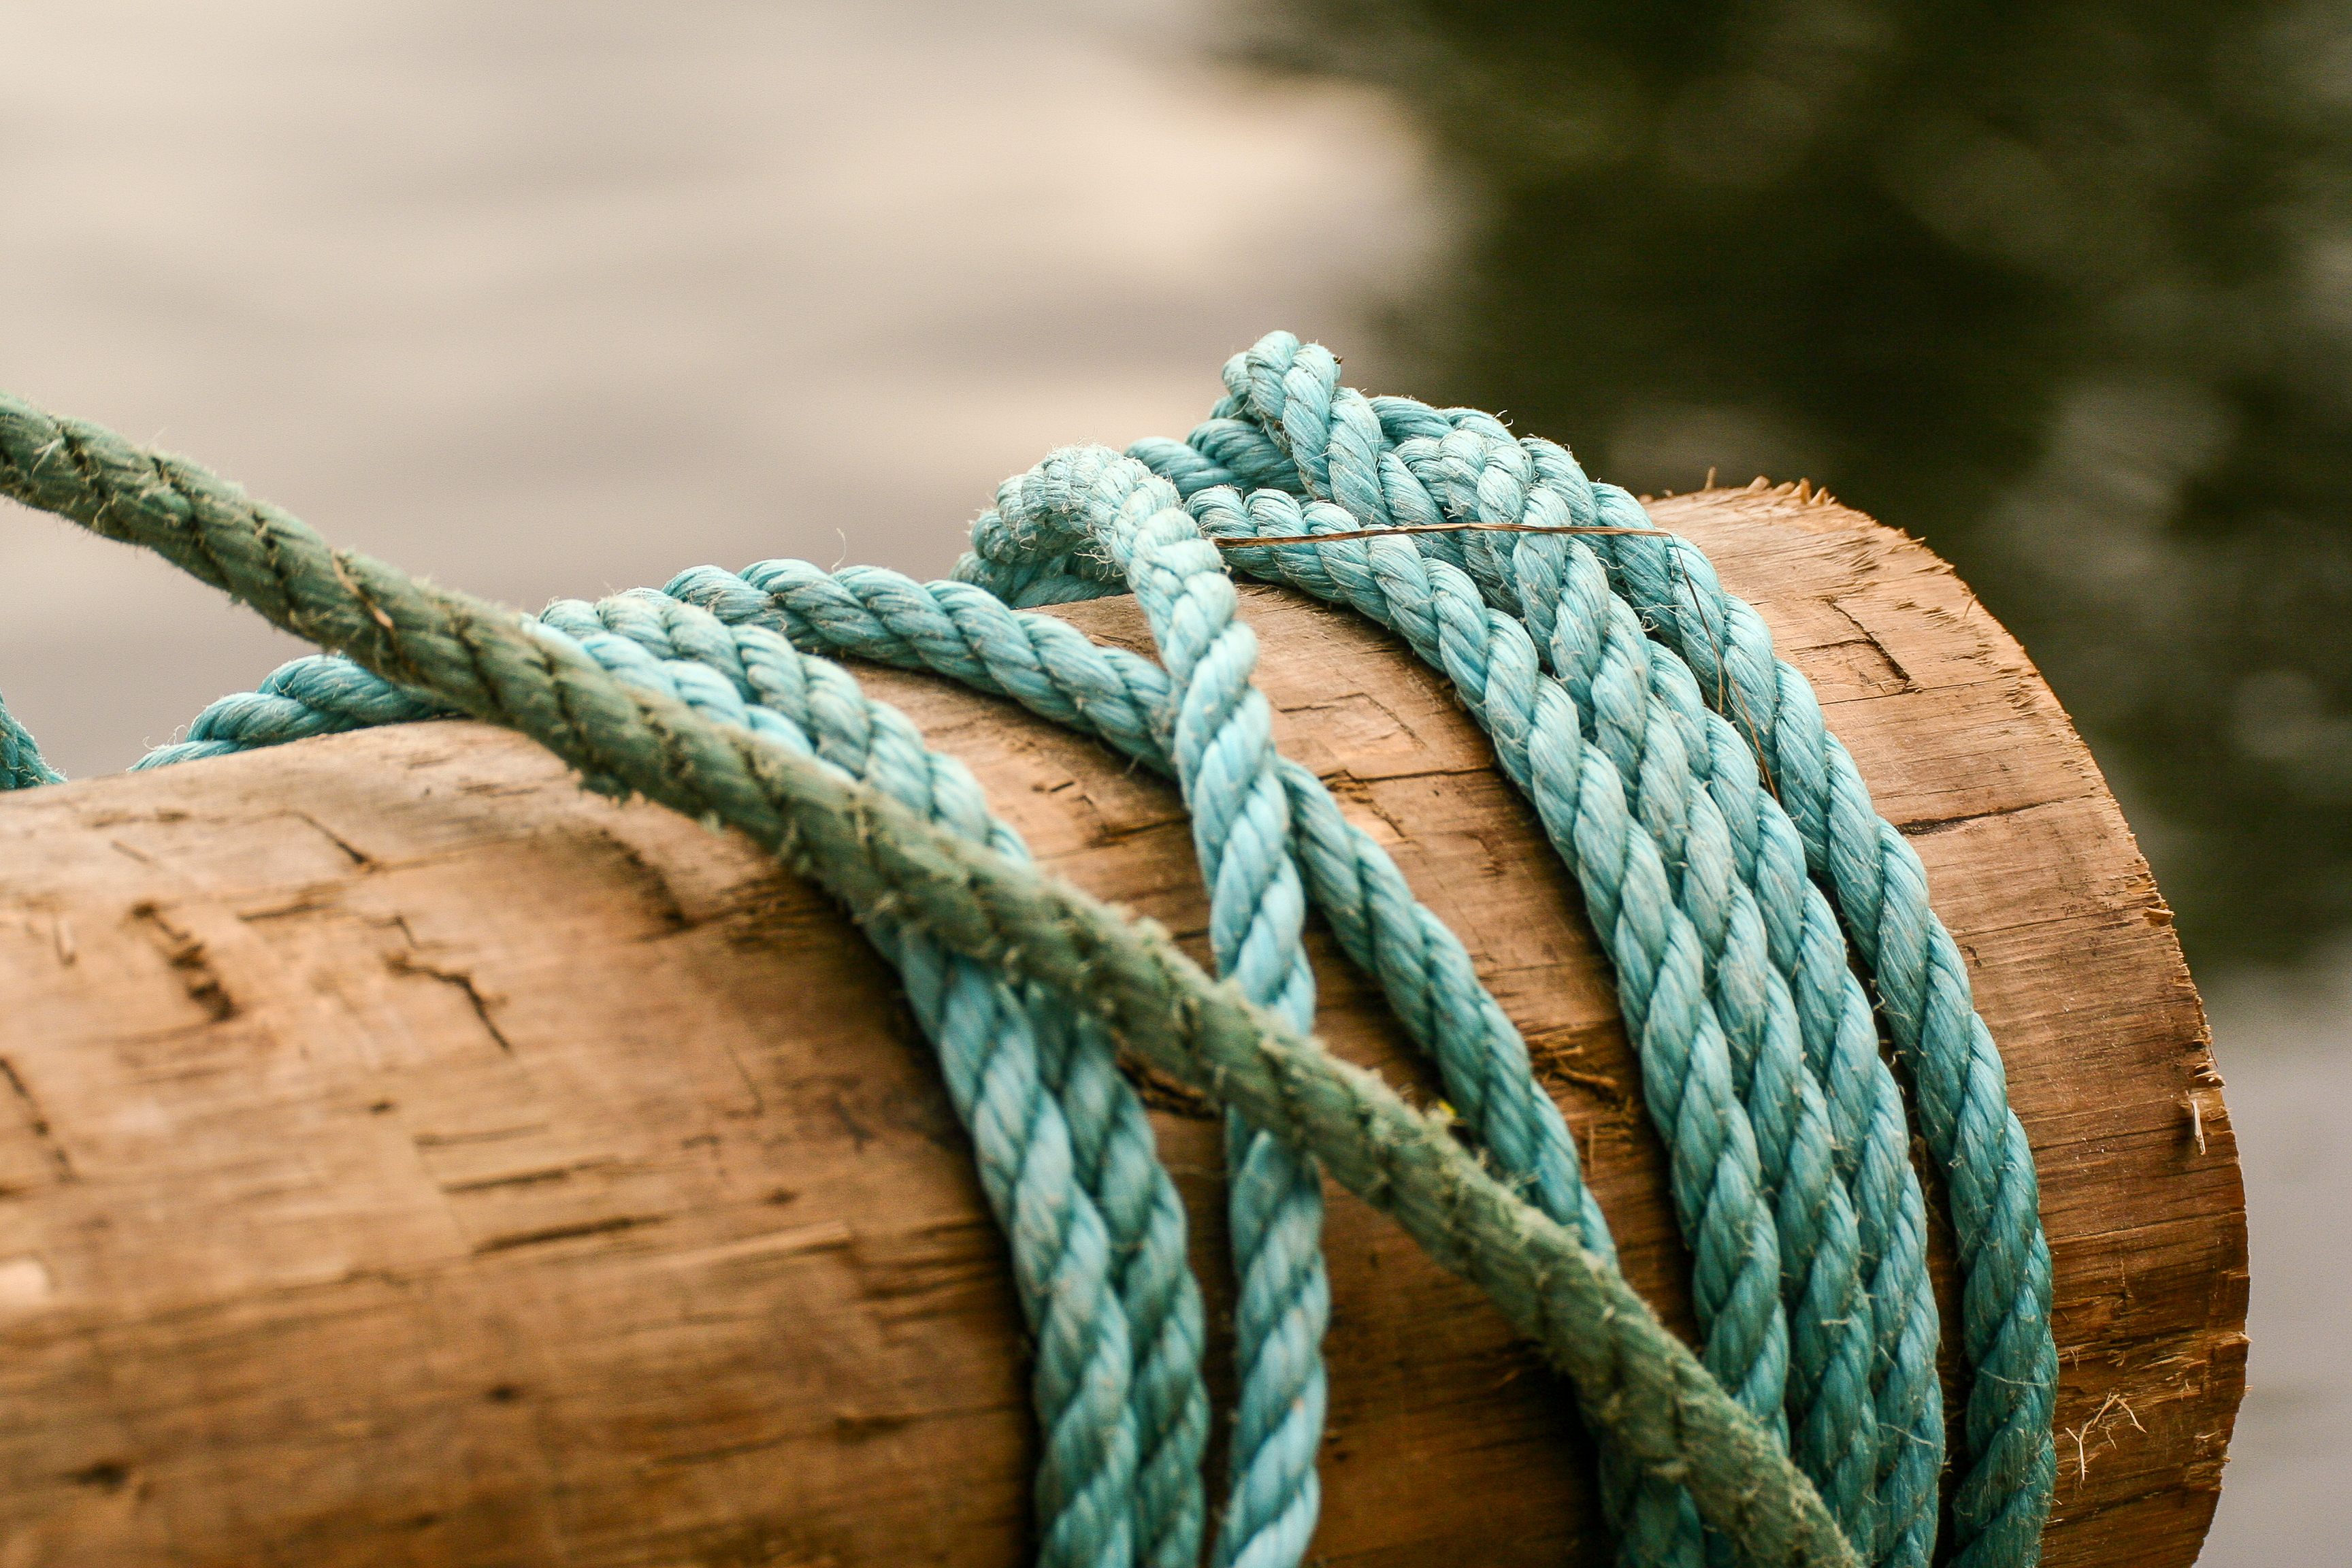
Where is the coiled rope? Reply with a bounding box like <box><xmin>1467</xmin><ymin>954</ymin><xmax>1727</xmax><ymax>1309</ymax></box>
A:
<box><xmin>0</xmin><ymin>332</ymin><xmax>2055</xmax><ymax>1568</ymax></box>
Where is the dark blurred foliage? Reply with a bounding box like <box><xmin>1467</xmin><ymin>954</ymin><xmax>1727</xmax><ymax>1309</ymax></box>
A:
<box><xmin>1234</xmin><ymin>0</ymin><xmax>2352</xmax><ymax>972</ymax></box>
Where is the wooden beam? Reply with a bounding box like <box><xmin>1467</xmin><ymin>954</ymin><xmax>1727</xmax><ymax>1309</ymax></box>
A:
<box><xmin>0</xmin><ymin>483</ymin><xmax>2241</xmax><ymax>1567</ymax></box>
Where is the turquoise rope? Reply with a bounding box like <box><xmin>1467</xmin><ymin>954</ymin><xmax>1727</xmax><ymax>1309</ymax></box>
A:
<box><xmin>257</xmin><ymin>592</ymin><xmax>1175</xmax><ymax>1568</ymax></box>
<box><xmin>996</xmin><ymin>451</ymin><xmax>1330</xmax><ymax>1568</ymax></box>
<box><xmin>1127</xmin><ymin>402</ymin><xmax>1946</xmax><ymax>1568</ymax></box>
<box><xmin>969</xmin><ymin>462</ymin><xmax>1812</xmax><ymax>1516</ymax></box>
<box><xmin>1196</xmin><ymin>483</ymin><xmax>1893</xmax><ymax>1558</ymax></box>
<box><xmin>129</xmin><ymin>569</ymin><xmax>1641</xmax><ymax>1568</ymax></box>
<box><xmin>131</xmin><ymin>460</ymin><xmax>1629</xmax><ymax>1568</ymax></box>
<box><xmin>542</xmin><ymin>596</ymin><xmax>1173</xmax><ymax>1568</ymax></box>
<box><xmin>543</xmin><ymin>590</ymin><xmax>1220</xmax><ymax>1567</ymax></box>
<box><xmin>0</xmin><ymin>690</ymin><xmax>61</xmax><ymax>789</ymax></box>
<box><xmin>0</xmin><ymin>342</ymin><xmax>2061</xmax><ymax>1568</ymax></box>
<box><xmin>1150</xmin><ymin>481</ymin><xmax>1931</xmax><ymax>1568</ymax></box>
<box><xmin>1138</xmin><ymin>332</ymin><xmax>2050</xmax><ymax>1568</ymax></box>
<box><xmin>656</xmin><ymin>557</ymin><xmax>1620</xmax><ymax>1263</ymax></box>
<box><xmin>1154</xmin><ymin>484</ymin><xmax>1902</xmax><ymax>1565</ymax></box>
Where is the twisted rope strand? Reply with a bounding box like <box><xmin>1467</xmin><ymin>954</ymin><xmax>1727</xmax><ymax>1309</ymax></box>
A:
<box><xmin>0</xmin><ymin>689</ymin><xmax>62</xmax><ymax>789</ymax></box>
<box><xmin>1184</xmin><ymin>486</ymin><xmax>1900</xmax><ymax>1565</ymax></box>
<box><xmin>998</xmin><ymin>451</ymin><xmax>1328</xmax><ymax>1568</ymax></box>
<box><xmin>662</xmin><ymin>559</ymin><xmax>1622</xmax><ymax>1265</ymax></box>
<box><xmin>117</xmin><ymin>494</ymin><xmax>1723</xmax><ymax>1567</ymax></box>
<box><xmin>1196</xmin><ymin>331</ymin><xmax>2049</xmax><ymax>1568</ymax></box>
<box><xmin>546</xmin><ymin>591</ymin><xmax>1198</xmax><ymax>1568</ymax></box>
<box><xmin>136</xmin><ymin>589</ymin><xmax>1219</xmax><ymax>1568</ymax></box>
<box><xmin>1198</xmin><ymin>427</ymin><xmax>1926</xmax><ymax>1567</ymax></box>
<box><xmin>146</xmin><ymin>563</ymin><xmax>1624</xmax><ymax>1296</ymax></box>
<box><xmin>522</xmin><ymin>608</ymin><xmax>1158</xmax><ymax>1568</ymax></box>
<box><xmin>135</xmin><ymin>553</ymin><xmax>1637</xmax><ymax>1442</ymax></box>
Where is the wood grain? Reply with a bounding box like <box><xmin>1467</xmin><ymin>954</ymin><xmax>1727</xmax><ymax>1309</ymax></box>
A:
<box><xmin>0</xmin><ymin>481</ymin><xmax>2242</xmax><ymax>1567</ymax></box>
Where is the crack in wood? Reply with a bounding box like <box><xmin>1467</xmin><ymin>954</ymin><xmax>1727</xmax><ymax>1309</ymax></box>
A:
<box><xmin>472</xmin><ymin>1213</ymin><xmax>668</xmax><ymax>1254</ymax></box>
<box><xmin>382</xmin><ymin>950</ymin><xmax>512</xmax><ymax>1053</ymax></box>
<box><xmin>439</xmin><ymin>1161</ymin><xmax>621</xmax><ymax>1196</ymax></box>
<box><xmin>1823</xmin><ymin>598</ymin><xmax>1919</xmax><ymax>693</ymax></box>
<box><xmin>1895</xmin><ymin>798</ymin><xmax>2070</xmax><ymax>838</ymax></box>
<box><xmin>129</xmin><ymin>902</ymin><xmax>237</xmax><ymax>1022</ymax></box>
<box><xmin>0</xmin><ymin>1058</ymin><xmax>75</xmax><ymax>1183</ymax></box>
<box><xmin>290</xmin><ymin>811</ymin><xmax>376</xmax><ymax>869</ymax></box>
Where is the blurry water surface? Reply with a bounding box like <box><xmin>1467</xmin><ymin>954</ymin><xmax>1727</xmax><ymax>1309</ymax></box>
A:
<box><xmin>0</xmin><ymin>3</ymin><xmax>2340</xmax><ymax>1564</ymax></box>
<box><xmin>1247</xmin><ymin>0</ymin><xmax>2352</xmax><ymax>975</ymax></box>
<box><xmin>0</xmin><ymin>0</ymin><xmax>1446</xmax><ymax>777</ymax></box>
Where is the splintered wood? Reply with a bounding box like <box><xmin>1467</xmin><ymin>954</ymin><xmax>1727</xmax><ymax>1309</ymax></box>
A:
<box><xmin>0</xmin><ymin>483</ymin><xmax>2242</xmax><ymax>1567</ymax></box>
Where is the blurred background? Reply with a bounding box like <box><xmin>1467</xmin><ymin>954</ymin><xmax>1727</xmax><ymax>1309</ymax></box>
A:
<box><xmin>0</xmin><ymin>1</ymin><xmax>2339</xmax><ymax>1561</ymax></box>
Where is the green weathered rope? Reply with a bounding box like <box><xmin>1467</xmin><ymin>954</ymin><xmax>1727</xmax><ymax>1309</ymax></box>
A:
<box><xmin>0</xmin><ymin>383</ymin><xmax>1861</xmax><ymax>1568</ymax></box>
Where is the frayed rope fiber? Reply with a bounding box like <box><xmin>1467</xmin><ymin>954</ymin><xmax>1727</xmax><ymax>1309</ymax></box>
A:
<box><xmin>0</xmin><ymin>331</ymin><xmax>2055</xmax><ymax>1568</ymax></box>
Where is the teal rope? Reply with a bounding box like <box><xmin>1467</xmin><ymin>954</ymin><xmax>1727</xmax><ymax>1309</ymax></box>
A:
<box><xmin>134</xmin><ymin>654</ymin><xmax>460</xmax><ymax>767</ymax></box>
<box><xmin>1130</xmin><ymin>332</ymin><xmax>2050</xmax><ymax>1567</ymax></box>
<box><xmin>542</xmin><ymin>595</ymin><xmax>1169</xmax><ymax>1568</ymax></box>
<box><xmin>1149</xmin><ymin>481</ymin><xmax>1929</xmax><ymax>1568</ymax></box>
<box><xmin>134</xmin><ymin>568</ymin><xmax>1639</xmax><ymax>1568</ymax></box>
<box><xmin>0</xmin><ymin>690</ymin><xmax>61</xmax><ymax>789</ymax></box>
<box><xmin>995</xmin><ymin>451</ymin><xmax>1330</xmax><ymax>1568</ymax></box>
<box><xmin>1128</xmin><ymin>404</ymin><xmax>1946</xmax><ymax>1568</ymax></box>
<box><xmin>667</xmin><ymin>557</ymin><xmax>1720</xmax><ymax>1568</ymax></box>
<box><xmin>1335</xmin><ymin>431</ymin><xmax>1942</xmax><ymax>1568</ymax></box>
<box><xmin>543</xmin><ymin>589</ymin><xmax>1220</xmax><ymax>1565</ymax></box>
<box><xmin>0</xmin><ymin>344</ymin><xmax>2058</xmax><ymax>1568</ymax></box>
<box><xmin>655</xmin><ymin>557</ymin><xmax>1621</xmax><ymax>1263</ymax></box>
<box><xmin>968</xmin><ymin>461</ymin><xmax>1813</xmax><ymax>1526</ymax></box>
<box><xmin>1162</xmin><ymin>485</ymin><xmax>1901</xmax><ymax>1563</ymax></box>
<box><xmin>133</xmin><ymin>476</ymin><xmax>1631</xmax><ymax>1568</ymax></box>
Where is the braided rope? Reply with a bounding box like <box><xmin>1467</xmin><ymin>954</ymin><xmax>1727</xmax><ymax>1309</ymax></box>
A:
<box><xmin>1156</xmin><ymin>486</ymin><xmax>1906</xmax><ymax>1565</ymax></box>
<box><xmin>1091</xmin><ymin>470</ymin><xmax>1937</xmax><ymax>1568</ymax></box>
<box><xmin>659</xmin><ymin>557</ymin><xmax>1620</xmax><ymax>1264</ymax></box>
<box><xmin>134</xmin><ymin>547</ymin><xmax>1644</xmax><ymax>1547</ymax></box>
<box><xmin>1348</xmin><ymin>434</ymin><xmax>1942</xmax><ymax>1568</ymax></box>
<box><xmin>1167</xmin><ymin>332</ymin><xmax>2052</xmax><ymax>1568</ymax></box>
<box><xmin>88</xmin><ymin>453</ymin><xmax>1631</xmax><ymax>1566</ymax></box>
<box><xmin>1131</xmin><ymin>393</ymin><xmax>1955</xmax><ymax>1564</ymax></box>
<box><xmin>0</xmin><ymin>689</ymin><xmax>61</xmax><ymax>789</ymax></box>
<box><xmin>157</xmin><ymin>586</ymin><xmax>1179</xmax><ymax>1566</ymax></box>
<box><xmin>556</xmin><ymin>587</ymin><xmax>1227</xmax><ymax>1565</ymax></box>
<box><xmin>127</xmin><ymin>454</ymin><xmax>1636</xmax><ymax>1568</ymax></box>
<box><xmin>968</xmin><ymin>468</ymin><xmax>1906</xmax><ymax>1565</ymax></box>
<box><xmin>546</xmin><ymin>592</ymin><xmax>1187</xmax><ymax>1568</ymax></box>
<box><xmin>133</xmin><ymin>654</ymin><xmax>458</xmax><ymax>769</ymax></box>
<box><xmin>996</xmin><ymin>449</ymin><xmax>1330</xmax><ymax>1568</ymax></box>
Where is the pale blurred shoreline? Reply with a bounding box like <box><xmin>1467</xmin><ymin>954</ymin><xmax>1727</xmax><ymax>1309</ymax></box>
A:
<box><xmin>0</xmin><ymin>0</ymin><xmax>1448</xmax><ymax>781</ymax></box>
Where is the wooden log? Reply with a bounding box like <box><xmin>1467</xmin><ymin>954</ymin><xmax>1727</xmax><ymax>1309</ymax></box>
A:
<box><xmin>0</xmin><ymin>482</ymin><xmax>2242</xmax><ymax>1568</ymax></box>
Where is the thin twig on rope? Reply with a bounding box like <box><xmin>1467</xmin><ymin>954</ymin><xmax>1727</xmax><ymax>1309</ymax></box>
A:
<box><xmin>1210</xmin><ymin>521</ymin><xmax>1670</xmax><ymax>549</ymax></box>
